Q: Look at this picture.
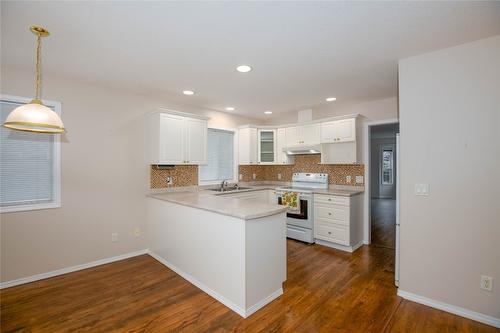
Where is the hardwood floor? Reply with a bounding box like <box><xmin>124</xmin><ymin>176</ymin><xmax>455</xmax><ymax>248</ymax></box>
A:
<box><xmin>1</xmin><ymin>240</ymin><xmax>497</xmax><ymax>333</ymax></box>
<box><xmin>371</xmin><ymin>198</ymin><xmax>396</xmax><ymax>249</ymax></box>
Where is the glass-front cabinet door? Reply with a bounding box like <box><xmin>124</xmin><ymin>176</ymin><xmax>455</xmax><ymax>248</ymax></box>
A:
<box><xmin>258</xmin><ymin>129</ymin><xmax>276</xmax><ymax>164</ymax></box>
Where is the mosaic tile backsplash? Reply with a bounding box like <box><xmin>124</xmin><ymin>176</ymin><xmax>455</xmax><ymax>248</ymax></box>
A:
<box><xmin>150</xmin><ymin>155</ymin><xmax>364</xmax><ymax>188</ymax></box>
<box><xmin>150</xmin><ymin>165</ymin><xmax>198</xmax><ymax>189</ymax></box>
<box><xmin>238</xmin><ymin>155</ymin><xmax>365</xmax><ymax>185</ymax></box>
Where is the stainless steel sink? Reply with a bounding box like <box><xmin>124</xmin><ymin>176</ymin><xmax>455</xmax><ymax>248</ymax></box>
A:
<box><xmin>208</xmin><ymin>187</ymin><xmax>252</xmax><ymax>192</ymax></box>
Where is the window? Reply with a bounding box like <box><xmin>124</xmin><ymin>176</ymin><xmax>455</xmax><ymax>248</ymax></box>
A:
<box><xmin>199</xmin><ymin>128</ymin><xmax>236</xmax><ymax>184</ymax></box>
<box><xmin>381</xmin><ymin>147</ymin><xmax>394</xmax><ymax>185</ymax></box>
<box><xmin>0</xmin><ymin>95</ymin><xmax>61</xmax><ymax>213</ymax></box>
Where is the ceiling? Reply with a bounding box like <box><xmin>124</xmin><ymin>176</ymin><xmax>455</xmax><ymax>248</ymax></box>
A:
<box><xmin>2</xmin><ymin>1</ymin><xmax>500</xmax><ymax>120</ymax></box>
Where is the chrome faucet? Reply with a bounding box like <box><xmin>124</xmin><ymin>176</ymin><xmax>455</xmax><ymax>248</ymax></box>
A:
<box><xmin>220</xmin><ymin>180</ymin><xmax>228</xmax><ymax>191</ymax></box>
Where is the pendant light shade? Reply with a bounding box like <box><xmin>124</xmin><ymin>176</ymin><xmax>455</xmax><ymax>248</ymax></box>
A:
<box><xmin>2</xmin><ymin>26</ymin><xmax>66</xmax><ymax>134</ymax></box>
<box><xmin>3</xmin><ymin>99</ymin><xmax>65</xmax><ymax>133</ymax></box>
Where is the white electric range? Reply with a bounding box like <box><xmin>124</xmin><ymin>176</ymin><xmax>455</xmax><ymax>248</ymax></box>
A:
<box><xmin>275</xmin><ymin>173</ymin><xmax>328</xmax><ymax>243</ymax></box>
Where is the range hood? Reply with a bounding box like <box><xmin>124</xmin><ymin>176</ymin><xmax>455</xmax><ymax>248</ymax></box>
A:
<box><xmin>284</xmin><ymin>144</ymin><xmax>321</xmax><ymax>155</ymax></box>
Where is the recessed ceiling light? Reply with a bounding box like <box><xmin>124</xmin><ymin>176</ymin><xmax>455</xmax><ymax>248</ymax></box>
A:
<box><xmin>225</xmin><ymin>107</ymin><xmax>235</xmax><ymax>111</ymax></box>
<box><xmin>326</xmin><ymin>97</ymin><xmax>337</xmax><ymax>102</ymax></box>
<box><xmin>183</xmin><ymin>90</ymin><xmax>195</xmax><ymax>95</ymax></box>
<box><xmin>236</xmin><ymin>65</ymin><xmax>252</xmax><ymax>73</ymax></box>
<box><xmin>264</xmin><ymin>111</ymin><xmax>272</xmax><ymax>115</ymax></box>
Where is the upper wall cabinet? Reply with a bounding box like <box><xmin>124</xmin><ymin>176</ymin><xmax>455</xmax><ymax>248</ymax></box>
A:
<box><xmin>285</xmin><ymin>123</ymin><xmax>321</xmax><ymax>147</ymax></box>
<box><xmin>276</xmin><ymin>128</ymin><xmax>294</xmax><ymax>165</ymax></box>
<box><xmin>320</xmin><ymin>117</ymin><xmax>361</xmax><ymax>164</ymax></box>
<box><xmin>238</xmin><ymin>127</ymin><xmax>258</xmax><ymax>165</ymax></box>
<box><xmin>320</xmin><ymin>118</ymin><xmax>356</xmax><ymax>143</ymax></box>
<box><xmin>258</xmin><ymin>129</ymin><xmax>276</xmax><ymax>164</ymax></box>
<box><xmin>149</xmin><ymin>111</ymin><xmax>207</xmax><ymax>165</ymax></box>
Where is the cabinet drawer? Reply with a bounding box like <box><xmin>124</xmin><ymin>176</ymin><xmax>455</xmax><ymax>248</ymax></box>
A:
<box><xmin>314</xmin><ymin>194</ymin><xmax>349</xmax><ymax>206</ymax></box>
<box><xmin>315</xmin><ymin>204</ymin><xmax>349</xmax><ymax>225</ymax></box>
<box><xmin>315</xmin><ymin>223</ymin><xmax>349</xmax><ymax>245</ymax></box>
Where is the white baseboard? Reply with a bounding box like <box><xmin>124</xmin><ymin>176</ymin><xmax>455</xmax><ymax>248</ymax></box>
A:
<box><xmin>245</xmin><ymin>288</ymin><xmax>283</xmax><ymax>317</ymax></box>
<box><xmin>398</xmin><ymin>289</ymin><xmax>500</xmax><ymax>329</ymax></box>
<box><xmin>0</xmin><ymin>249</ymin><xmax>148</xmax><ymax>289</ymax></box>
<box><xmin>315</xmin><ymin>239</ymin><xmax>364</xmax><ymax>253</ymax></box>
<box><xmin>147</xmin><ymin>250</ymin><xmax>245</xmax><ymax>316</ymax></box>
<box><xmin>148</xmin><ymin>250</ymin><xmax>282</xmax><ymax>318</ymax></box>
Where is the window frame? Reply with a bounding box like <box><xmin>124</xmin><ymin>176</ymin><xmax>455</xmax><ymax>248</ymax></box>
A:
<box><xmin>380</xmin><ymin>145</ymin><xmax>394</xmax><ymax>186</ymax></box>
<box><xmin>198</xmin><ymin>127</ymin><xmax>238</xmax><ymax>186</ymax></box>
<box><xmin>0</xmin><ymin>94</ymin><xmax>62</xmax><ymax>213</ymax></box>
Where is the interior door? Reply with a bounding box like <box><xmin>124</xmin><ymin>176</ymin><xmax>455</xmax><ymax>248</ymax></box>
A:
<box><xmin>159</xmin><ymin>113</ymin><xmax>185</xmax><ymax>164</ymax></box>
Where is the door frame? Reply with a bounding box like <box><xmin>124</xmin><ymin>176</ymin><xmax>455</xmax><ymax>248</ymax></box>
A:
<box><xmin>362</xmin><ymin>118</ymin><xmax>399</xmax><ymax>244</ymax></box>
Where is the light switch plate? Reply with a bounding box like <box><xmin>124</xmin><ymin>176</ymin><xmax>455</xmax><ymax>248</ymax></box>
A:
<box><xmin>239</xmin><ymin>174</ymin><xmax>243</xmax><ymax>181</ymax></box>
<box><xmin>355</xmin><ymin>176</ymin><xmax>364</xmax><ymax>184</ymax></box>
<box><xmin>414</xmin><ymin>183</ymin><xmax>430</xmax><ymax>196</ymax></box>
<box><xmin>166</xmin><ymin>176</ymin><xmax>173</xmax><ymax>185</ymax></box>
<box><xmin>111</xmin><ymin>233</ymin><xmax>118</xmax><ymax>242</ymax></box>
<box><xmin>252</xmin><ymin>173</ymin><xmax>256</xmax><ymax>180</ymax></box>
<box><xmin>278</xmin><ymin>173</ymin><xmax>282</xmax><ymax>180</ymax></box>
<box><xmin>346</xmin><ymin>175</ymin><xmax>352</xmax><ymax>183</ymax></box>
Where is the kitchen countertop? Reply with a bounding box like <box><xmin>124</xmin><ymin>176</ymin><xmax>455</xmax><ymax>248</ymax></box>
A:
<box><xmin>147</xmin><ymin>187</ymin><xmax>287</xmax><ymax>220</ymax></box>
<box><xmin>147</xmin><ymin>183</ymin><xmax>363</xmax><ymax>220</ymax></box>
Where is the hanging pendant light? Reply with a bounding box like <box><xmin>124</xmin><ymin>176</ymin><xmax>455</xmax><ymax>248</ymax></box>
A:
<box><xmin>3</xmin><ymin>26</ymin><xmax>65</xmax><ymax>133</ymax></box>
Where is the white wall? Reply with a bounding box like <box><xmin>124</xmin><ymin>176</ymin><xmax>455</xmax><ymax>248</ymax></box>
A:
<box><xmin>399</xmin><ymin>35</ymin><xmax>500</xmax><ymax>320</ymax></box>
<box><xmin>263</xmin><ymin>96</ymin><xmax>398</xmax><ymax>125</ymax></box>
<box><xmin>0</xmin><ymin>67</ymin><xmax>261</xmax><ymax>282</ymax></box>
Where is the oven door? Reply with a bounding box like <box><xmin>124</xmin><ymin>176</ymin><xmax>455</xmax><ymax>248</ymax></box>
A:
<box><xmin>277</xmin><ymin>193</ymin><xmax>313</xmax><ymax>229</ymax></box>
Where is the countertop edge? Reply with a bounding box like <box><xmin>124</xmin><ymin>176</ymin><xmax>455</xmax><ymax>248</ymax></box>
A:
<box><xmin>147</xmin><ymin>194</ymin><xmax>288</xmax><ymax>220</ymax></box>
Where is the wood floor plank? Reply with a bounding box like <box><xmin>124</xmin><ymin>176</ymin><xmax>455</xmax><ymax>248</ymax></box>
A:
<box><xmin>1</xmin><ymin>241</ymin><xmax>497</xmax><ymax>333</ymax></box>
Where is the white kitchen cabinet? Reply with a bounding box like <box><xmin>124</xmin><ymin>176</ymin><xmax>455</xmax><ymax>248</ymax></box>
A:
<box><xmin>300</xmin><ymin>123</ymin><xmax>321</xmax><ymax>145</ymax></box>
<box><xmin>258</xmin><ymin>129</ymin><xmax>276</xmax><ymax>164</ymax></box>
<box><xmin>285</xmin><ymin>126</ymin><xmax>299</xmax><ymax>147</ymax></box>
<box><xmin>149</xmin><ymin>111</ymin><xmax>207</xmax><ymax>165</ymax></box>
<box><xmin>284</xmin><ymin>123</ymin><xmax>320</xmax><ymax>147</ymax></box>
<box><xmin>238</xmin><ymin>127</ymin><xmax>258</xmax><ymax>165</ymax></box>
<box><xmin>158</xmin><ymin>113</ymin><xmax>185</xmax><ymax>164</ymax></box>
<box><xmin>276</xmin><ymin>128</ymin><xmax>294</xmax><ymax>165</ymax></box>
<box><xmin>185</xmin><ymin>118</ymin><xmax>208</xmax><ymax>164</ymax></box>
<box><xmin>314</xmin><ymin>193</ymin><xmax>363</xmax><ymax>252</ymax></box>
<box><xmin>320</xmin><ymin>117</ymin><xmax>361</xmax><ymax>164</ymax></box>
<box><xmin>320</xmin><ymin>118</ymin><xmax>356</xmax><ymax>143</ymax></box>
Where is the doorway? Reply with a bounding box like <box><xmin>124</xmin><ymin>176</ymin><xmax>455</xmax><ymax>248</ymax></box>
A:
<box><xmin>370</xmin><ymin>123</ymin><xmax>399</xmax><ymax>249</ymax></box>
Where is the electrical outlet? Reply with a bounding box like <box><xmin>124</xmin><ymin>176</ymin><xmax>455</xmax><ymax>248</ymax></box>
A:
<box><xmin>166</xmin><ymin>176</ymin><xmax>173</xmax><ymax>185</ymax></box>
<box><xmin>278</xmin><ymin>173</ymin><xmax>282</xmax><ymax>180</ymax></box>
<box><xmin>134</xmin><ymin>227</ymin><xmax>141</xmax><ymax>237</ymax></box>
<box><xmin>480</xmin><ymin>275</ymin><xmax>493</xmax><ymax>291</ymax></box>
<box><xmin>239</xmin><ymin>173</ymin><xmax>243</xmax><ymax>181</ymax></box>
<box><xmin>355</xmin><ymin>176</ymin><xmax>364</xmax><ymax>184</ymax></box>
<box><xmin>252</xmin><ymin>173</ymin><xmax>256</xmax><ymax>180</ymax></box>
<box><xmin>111</xmin><ymin>233</ymin><xmax>118</xmax><ymax>242</ymax></box>
<box><xmin>346</xmin><ymin>175</ymin><xmax>352</xmax><ymax>183</ymax></box>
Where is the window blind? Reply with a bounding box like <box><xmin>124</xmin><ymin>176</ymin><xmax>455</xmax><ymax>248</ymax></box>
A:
<box><xmin>199</xmin><ymin>129</ymin><xmax>234</xmax><ymax>182</ymax></box>
<box><xmin>0</xmin><ymin>100</ymin><xmax>55</xmax><ymax>208</ymax></box>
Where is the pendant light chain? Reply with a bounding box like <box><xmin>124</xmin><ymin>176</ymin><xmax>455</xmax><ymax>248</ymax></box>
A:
<box><xmin>34</xmin><ymin>34</ymin><xmax>42</xmax><ymax>101</ymax></box>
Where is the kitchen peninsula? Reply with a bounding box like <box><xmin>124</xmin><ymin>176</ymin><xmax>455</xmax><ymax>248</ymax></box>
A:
<box><xmin>147</xmin><ymin>188</ymin><xmax>288</xmax><ymax>318</ymax></box>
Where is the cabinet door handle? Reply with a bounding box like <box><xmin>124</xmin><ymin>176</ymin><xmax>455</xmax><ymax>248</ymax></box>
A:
<box><xmin>328</xmin><ymin>231</ymin><xmax>332</xmax><ymax>235</ymax></box>
<box><xmin>328</xmin><ymin>198</ymin><xmax>332</xmax><ymax>201</ymax></box>
<box><xmin>328</xmin><ymin>212</ymin><xmax>332</xmax><ymax>216</ymax></box>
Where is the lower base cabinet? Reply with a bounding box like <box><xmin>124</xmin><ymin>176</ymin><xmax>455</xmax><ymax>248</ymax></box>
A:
<box><xmin>313</xmin><ymin>193</ymin><xmax>363</xmax><ymax>252</ymax></box>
